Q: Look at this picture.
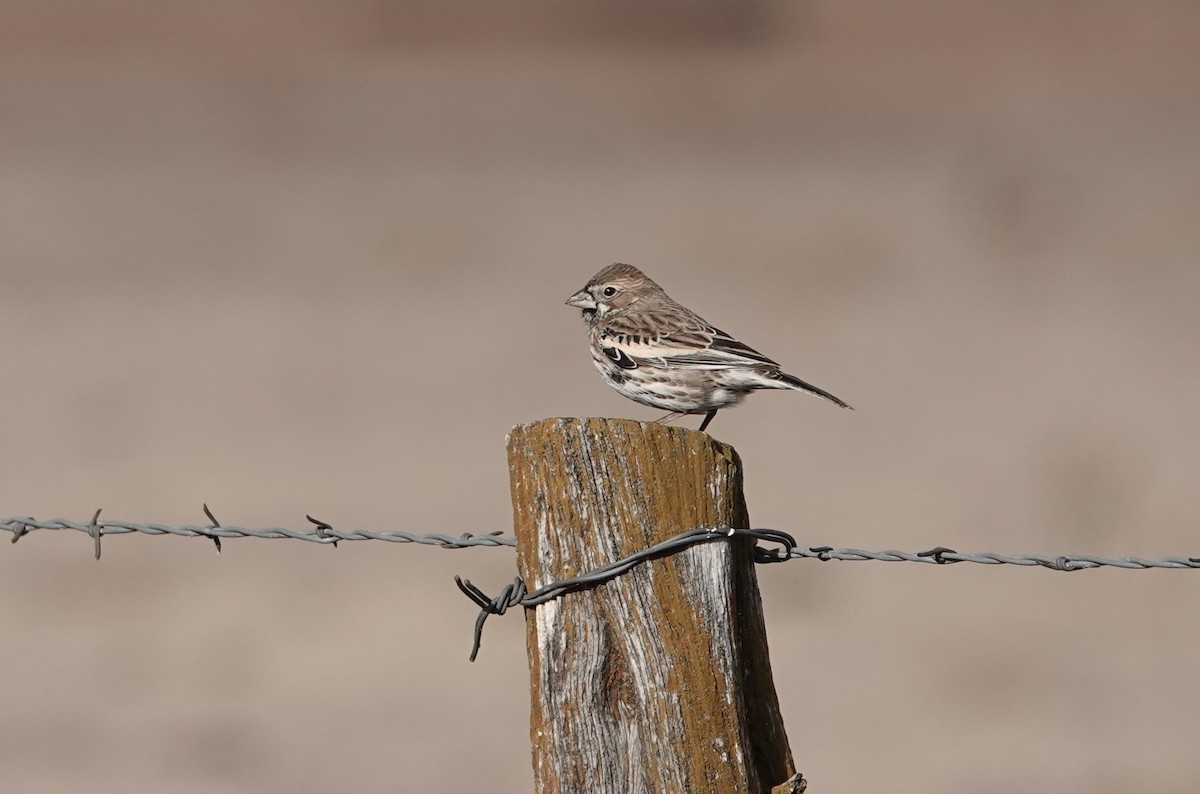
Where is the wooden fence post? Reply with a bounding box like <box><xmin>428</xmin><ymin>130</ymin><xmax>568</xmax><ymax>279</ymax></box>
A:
<box><xmin>507</xmin><ymin>418</ymin><xmax>796</xmax><ymax>793</ymax></box>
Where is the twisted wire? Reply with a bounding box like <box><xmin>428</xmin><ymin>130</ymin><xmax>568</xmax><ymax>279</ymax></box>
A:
<box><xmin>790</xmin><ymin>545</ymin><xmax>1200</xmax><ymax>571</ymax></box>
<box><xmin>455</xmin><ymin>527</ymin><xmax>793</xmax><ymax>660</ymax></box>
<box><xmin>0</xmin><ymin>510</ymin><xmax>514</xmax><ymax>560</ymax></box>
<box><xmin>5</xmin><ymin>510</ymin><xmax>1198</xmax><ymax>661</ymax></box>
<box><xmin>4</xmin><ymin>513</ymin><xmax>1195</xmax><ymax>570</ymax></box>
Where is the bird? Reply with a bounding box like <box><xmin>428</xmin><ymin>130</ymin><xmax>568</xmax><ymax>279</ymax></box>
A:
<box><xmin>565</xmin><ymin>263</ymin><xmax>851</xmax><ymax>432</ymax></box>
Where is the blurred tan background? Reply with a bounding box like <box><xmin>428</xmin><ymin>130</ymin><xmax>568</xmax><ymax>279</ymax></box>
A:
<box><xmin>3</xmin><ymin>1</ymin><xmax>1200</xmax><ymax>791</ymax></box>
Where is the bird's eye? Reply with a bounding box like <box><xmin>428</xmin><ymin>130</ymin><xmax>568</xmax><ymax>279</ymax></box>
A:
<box><xmin>602</xmin><ymin>286</ymin><xmax>618</xmax><ymax>297</ymax></box>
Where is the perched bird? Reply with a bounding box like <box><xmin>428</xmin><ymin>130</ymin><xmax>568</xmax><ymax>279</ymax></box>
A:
<box><xmin>565</xmin><ymin>263</ymin><xmax>851</xmax><ymax>432</ymax></box>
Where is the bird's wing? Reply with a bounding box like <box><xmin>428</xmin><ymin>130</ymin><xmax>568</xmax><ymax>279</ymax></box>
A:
<box><xmin>600</xmin><ymin>316</ymin><xmax>779</xmax><ymax>371</ymax></box>
<box><xmin>702</xmin><ymin>327</ymin><xmax>781</xmax><ymax>366</ymax></box>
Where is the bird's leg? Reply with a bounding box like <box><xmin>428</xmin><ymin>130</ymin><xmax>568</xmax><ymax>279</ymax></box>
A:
<box><xmin>698</xmin><ymin>410</ymin><xmax>718</xmax><ymax>432</ymax></box>
<box><xmin>654</xmin><ymin>411</ymin><xmax>686</xmax><ymax>425</ymax></box>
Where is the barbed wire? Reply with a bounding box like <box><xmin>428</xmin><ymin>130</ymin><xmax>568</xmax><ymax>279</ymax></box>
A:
<box><xmin>454</xmin><ymin>526</ymin><xmax>1200</xmax><ymax>659</ymax></box>
<box><xmin>6</xmin><ymin>509</ymin><xmax>1198</xmax><ymax>661</ymax></box>
<box><xmin>789</xmin><ymin>545</ymin><xmax>1200</xmax><ymax>570</ymax></box>
<box><xmin>5</xmin><ymin>511</ymin><xmax>1197</xmax><ymax>571</ymax></box>
<box><xmin>0</xmin><ymin>508</ymin><xmax>514</xmax><ymax>560</ymax></box>
<box><xmin>3</xmin><ymin>511</ymin><xmax>1196</xmax><ymax>569</ymax></box>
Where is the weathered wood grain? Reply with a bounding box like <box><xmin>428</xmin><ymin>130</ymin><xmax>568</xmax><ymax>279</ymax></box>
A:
<box><xmin>508</xmin><ymin>418</ymin><xmax>794</xmax><ymax>793</ymax></box>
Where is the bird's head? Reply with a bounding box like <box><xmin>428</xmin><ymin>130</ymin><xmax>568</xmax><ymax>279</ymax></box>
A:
<box><xmin>565</xmin><ymin>263</ymin><xmax>662</xmax><ymax>321</ymax></box>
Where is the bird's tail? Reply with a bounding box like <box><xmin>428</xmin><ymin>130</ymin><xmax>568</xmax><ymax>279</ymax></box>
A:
<box><xmin>768</xmin><ymin>370</ymin><xmax>853</xmax><ymax>409</ymax></box>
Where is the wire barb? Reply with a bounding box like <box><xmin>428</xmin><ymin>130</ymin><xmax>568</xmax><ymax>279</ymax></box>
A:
<box><xmin>89</xmin><ymin>508</ymin><xmax>103</xmax><ymax>561</ymax></box>
<box><xmin>306</xmin><ymin>515</ymin><xmax>339</xmax><ymax>548</ymax></box>
<box><xmin>918</xmin><ymin>546</ymin><xmax>958</xmax><ymax>565</ymax></box>
<box><xmin>202</xmin><ymin>503</ymin><xmax>222</xmax><ymax>554</ymax></box>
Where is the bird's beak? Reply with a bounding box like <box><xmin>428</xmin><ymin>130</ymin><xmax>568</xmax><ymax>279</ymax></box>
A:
<box><xmin>565</xmin><ymin>289</ymin><xmax>596</xmax><ymax>310</ymax></box>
